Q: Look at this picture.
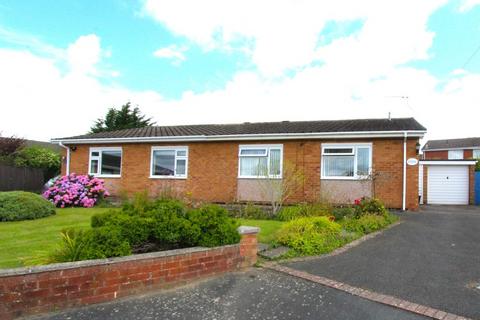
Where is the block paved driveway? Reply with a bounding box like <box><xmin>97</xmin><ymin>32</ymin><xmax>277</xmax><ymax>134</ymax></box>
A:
<box><xmin>285</xmin><ymin>206</ymin><xmax>480</xmax><ymax>319</ymax></box>
<box><xmin>35</xmin><ymin>268</ymin><xmax>426</xmax><ymax>320</ymax></box>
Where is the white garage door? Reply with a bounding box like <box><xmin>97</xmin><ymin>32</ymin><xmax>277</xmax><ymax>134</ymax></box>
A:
<box><xmin>427</xmin><ymin>165</ymin><xmax>469</xmax><ymax>205</ymax></box>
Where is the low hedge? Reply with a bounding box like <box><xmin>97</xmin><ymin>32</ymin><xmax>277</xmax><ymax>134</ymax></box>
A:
<box><xmin>275</xmin><ymin>217</ymin><xmax>345</xmax><ymax>256</ymax></box>
<box><xmin>0</xmin><ymin>191</ymin><xmax>56</xmax><ymax>222</ymax></box>
<box><xmin>53</xmin><ymin>199</ymin><xmax>240</xmax><ymax>262</ymax></box>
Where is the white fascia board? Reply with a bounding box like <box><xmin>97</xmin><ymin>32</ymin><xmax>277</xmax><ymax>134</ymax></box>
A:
<box><xmin>51</xmin><ymin>130</ymin><xmax>426</xmax><ymax>145</ymax></box>
<box><xmin>419</xmin><ymin>160</ymin><xmax>477</xmax><ymax>165</ymax></box>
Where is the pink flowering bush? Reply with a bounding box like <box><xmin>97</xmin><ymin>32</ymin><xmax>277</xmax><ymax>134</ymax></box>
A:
<box><xmin>43</xmin><ymin>174</ymin><xmax>109</xmax><ymax>208</ymax></box>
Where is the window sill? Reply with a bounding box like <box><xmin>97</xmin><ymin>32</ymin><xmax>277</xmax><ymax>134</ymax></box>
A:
<box><xmin>321</xmin><ymin>176</ymin><xmax>370</xmax><ymax>181</ymax></box>
<box><xmin>93</xmin><ymin>175</ymin><xmax>121</xmax><ymax>179</ymax></box>
<box><xmin>149</xmin><ymin>176</ymin><xmax>187</xmax><ymax>180</ymax></box>
<box><xmin>238</xmin><ymin>176</ymin><xmax>282</xmax><ymax>180</ymax></box>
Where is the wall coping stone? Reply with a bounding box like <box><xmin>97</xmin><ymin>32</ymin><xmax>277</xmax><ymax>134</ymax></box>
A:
<box><xmin>237</xmin><ymin>226</ymin><xmax>260</xmax><ymax>235</ymax></box>
<box><xmin>0</xmin><ymin>244</ymin><xmax>239</xmax><ymax>278</ymax></box>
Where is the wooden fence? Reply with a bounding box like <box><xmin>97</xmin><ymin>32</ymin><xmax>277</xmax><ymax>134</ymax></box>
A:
<box><xmin>0</xmin><ymin>164</ymin><xmax>44</xmax><ymax>192</ymax></box>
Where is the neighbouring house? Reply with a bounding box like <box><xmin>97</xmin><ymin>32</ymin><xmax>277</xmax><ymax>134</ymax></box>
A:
<box><xmin>51</xmin><ymin>117</ymin><xmax>426</xmax><ymax>210</ymax></box>
<box><xmin>419</xmin><ymin>137</ymin><xmax>479</xmax><ymax>205</ymax></box>
<box><xmin>423</xmin><ymin>137</ymin><xmax>480</xmax><ymax>160</ymax></box>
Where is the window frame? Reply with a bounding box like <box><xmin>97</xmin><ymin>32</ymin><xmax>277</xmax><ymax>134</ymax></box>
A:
<box><xmin>473</xmin><ymin>149</ymin><xmax>480</xmax><ymax>159</ymax></box>
<box><xmin>88</xmin><ymin>147</ymin><xmax>122</xmax><ymax>178</ymax></box>
<box><xmin>321</xmin><ymin>143</ymin><xmax>372</xmax><ymax>180</ymax></box>
<box><xmin>448</xmin><ymin>150</ymin><xmax>464</xmax><ymax>160</ymax></box>
<box><xmin>238</xmin><ymin>144</ymin><xmax>283</xmax><ymax>179</ymax></box>
<box><xmin>150</xmin><ymin>146</ymin><xmax>189</xmax><ymax>179</ymax></box>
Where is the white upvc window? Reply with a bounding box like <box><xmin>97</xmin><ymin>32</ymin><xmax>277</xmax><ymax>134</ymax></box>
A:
<box><xmin>448</xmin><ymin>150</ymin><xmax>463</xmax><ymax>160</ymax></box>
<box><xmin>89</xmin><ymin>147</ymin><xmax>122</xmax><ymax>178</ymax></box>
<box><xmin>472</xmin><ymin>149</ymin><xmax>480</xmax><ymax>159</ymax></box>
<box><xmin>238</xmin><ymin>145</ymin><xmax>283</xmax><ymax>178</ymax></box>
<box><xmin>150</xmin><ymin>146</ymin><xmax>188</xmax><ymax>179</ymax></box>
<box><xmin>321</xmin><ymin>143</ymin><xmax>372</xmax><ymax>180</ymax></box>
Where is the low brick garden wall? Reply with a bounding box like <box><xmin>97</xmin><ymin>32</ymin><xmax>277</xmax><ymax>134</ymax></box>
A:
<box><xmin>0</xmin><ymin>226</ymin><xmax>259</xmax><ymax>319</ymax></box>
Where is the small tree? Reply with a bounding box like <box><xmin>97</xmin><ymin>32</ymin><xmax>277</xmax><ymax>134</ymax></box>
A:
<box><xmin>90</xmin><ymin>102</ymin><xmax>155</xmax><ymax>133</ymax></box>
<box><xmin>14</xmin><ymin>146</ymin><xmax>61</xmax><ymax>180</ymax></box>
<box><xmin>256</xmin><ymin>162</ymin><xmax>305</xmax><ymax>215</ymax></box>
<box><xmin>0</xmin><ymin>134</ymin><xmax>25</xmax><ymax>165</ymax></box>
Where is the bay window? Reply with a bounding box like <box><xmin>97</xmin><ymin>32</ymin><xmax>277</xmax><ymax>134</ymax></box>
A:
<box><xmin>89</xmin><ymin>147</ymin><xmax>122</xmax><ymax>177</ymax></box>
<box><xmin>321</xmin><ymin>144</ymin><xmax>372</xmax><ymax>179</ymax></box>
<box><xmin>150</xmin><ymin>146</ymin><xmax>188</xmax><ymax>178</ymax></box>
<box><xmin>238</xmin><ymin>145</ymin><xmax>282</xmax><ymax>178</ymax></box>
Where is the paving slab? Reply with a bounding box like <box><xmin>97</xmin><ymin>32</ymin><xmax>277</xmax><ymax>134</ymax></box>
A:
<box><xmin>34</xmin><ymin>269</ymin><xmax>427</xmax><ymax>320</ymax></box>
<box><xmin>285</xmin><ymin>206</ymin><xmax>480</xmax><ymax>319</ymax></box>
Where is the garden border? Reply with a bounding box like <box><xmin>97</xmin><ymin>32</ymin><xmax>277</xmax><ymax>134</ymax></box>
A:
<box><xmin>0</xmin><ymin>226</ymin><xmax>259</xmax><ymax>319</ymax></box>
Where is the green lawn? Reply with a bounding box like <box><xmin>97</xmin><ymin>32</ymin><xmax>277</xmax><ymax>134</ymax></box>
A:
<box><xmin>0</xmin><ymin>208</ymin><xmax>115</xmax><ymax>269</ymax></box>
<box><xmin>0</xmin><ymin>209</ymin><xmax>284</xmax><ymax>269</ymax></box>
<box><xmin>237</xmin><ymin>219</ymin><xmax>285</xmax><ymax>244</ymax></box>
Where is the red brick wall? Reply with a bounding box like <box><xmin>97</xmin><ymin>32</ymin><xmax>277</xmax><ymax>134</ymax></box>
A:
<box><xmin>423</xmin><ymin>150</ymin><xmax>448</xmax><ymax>160</ymax></box>
<box><xmin>424</xmin><ymin>149</ymin><xmax>473</xmax><ymax>160</ymax></box>
<box><xmin>0</xmin><ymin>232</ymin><xmax>257</xmax><ymax>319</ymax></box>
<box><xmin>62</xmin><ymin>138</ymin><xmax>420</xmax><ymax>209</ymax></box>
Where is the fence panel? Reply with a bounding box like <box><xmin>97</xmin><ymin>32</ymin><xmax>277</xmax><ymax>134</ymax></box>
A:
<box><xmin>0</xmin><ymin>164</ymin><xmax>44</xmax><ymax>192</ymax></box>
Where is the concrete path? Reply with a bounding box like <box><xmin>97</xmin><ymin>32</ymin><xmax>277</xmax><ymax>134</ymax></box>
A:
<box><xmin>285</xmin><ymin>206</ymin><xmax>480</xmax><ymax>319</ymax></box>
<box><xmin>34</xmin><ymin>269</ymin><xmax>427</xmax><ymax>320</ymax></box>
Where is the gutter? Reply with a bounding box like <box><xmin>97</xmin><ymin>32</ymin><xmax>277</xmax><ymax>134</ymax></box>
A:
<box><xmin>58</xmin><ymin>142</ymin><xmax>70</xmax><ymax>175</ymax></box>
<box><xmin>51</xmin><ymin>130</ymin><xmax>427</xmax><ymax>145</ymax></box>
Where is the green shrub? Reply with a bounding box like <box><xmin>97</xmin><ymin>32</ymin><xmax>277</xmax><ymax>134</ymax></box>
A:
<box><xmin>14</xmin><ymin>146</ymin><xmax>61</xmax><ymax>180</ymax></box>
<box><xmin>241</xmin><ymin>203</ymin><xmax>271</xmax><ymax>220</ymax></box>
<box><xmin>91</xmin><ymin>211</ymin><xmax>153</xmax><ymax>246</ymax></box>
<box><xmin>187</xmin><ymin>204</ymin><xmax>240</xmax><ymax>247</ymax></box>
<box><xmin>341</xmin><ymin>214</ymin><xmax>397</xmax><ymax>235</ymax></box>
<box><xmin>332</xmin><ymin>207</ymin><xmax>355</xmax><ymax>221</ymax></box>
<box><xmin>276</xmin><ymin>203</ymin><xmax>331</xmax><ymax>221</ymax></box>
<box><xmin>276</xmin><ymin>217</ymin><xmax>344</xmax><ymax>256</ymax></box>
<box><xmin>354</xmin><ymin>198</ymin><xmax>388</xmax><ymax>217</ymax></box>
<box><xmin>52</xmin><ymin>227</ymin><xmax>131</xmax><ymax>262</ymax></box>
<box><xmin>0</xmin><ymin>191</ymin><xmax>56</xmax><ymax>221</ymax></box>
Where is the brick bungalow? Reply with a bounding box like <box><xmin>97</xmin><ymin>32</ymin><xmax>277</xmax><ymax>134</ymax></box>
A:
<box><xmin>52</xmin><ymin>117</ymin><xmax>426</xmax><ymax>210</ymax></box>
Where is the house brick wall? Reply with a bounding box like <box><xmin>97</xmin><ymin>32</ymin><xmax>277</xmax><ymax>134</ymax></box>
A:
<box><xmin>61</xmin><ymin>138</ymin><xmax>420</xmax><ymax>209</ymax></box>
<box><xmin>423</xmin><ymin>150</ymin><xmax>448</xmax><ymax>160</ymax></box>
<box><xmin>0</xmin><ymin>231</ymin><xmax>258</xmax><ymax>320</ymax></box>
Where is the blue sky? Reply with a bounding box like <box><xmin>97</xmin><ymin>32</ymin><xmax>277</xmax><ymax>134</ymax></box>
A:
<box><xmin>0</xmin><ymin>0</ymin><xmax>480</xmax><ymax>140</ymax></box>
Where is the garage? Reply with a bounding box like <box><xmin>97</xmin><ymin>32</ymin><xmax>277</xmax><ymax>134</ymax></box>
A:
<box><xmin>420</xmin><ymin>160</ymin><xmax>476</xmax><ymax>205</ymax></box>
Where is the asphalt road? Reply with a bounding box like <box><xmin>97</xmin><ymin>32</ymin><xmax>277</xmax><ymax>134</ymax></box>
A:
<box><xmin>285</xmin><ymin>206</ymin><xmax>480</xmax><ymax>319</ymax></box>
<box><xmin>34</xmin><ymin>268</ymin><xmax>426</xmax><ymax>320</ymax></box>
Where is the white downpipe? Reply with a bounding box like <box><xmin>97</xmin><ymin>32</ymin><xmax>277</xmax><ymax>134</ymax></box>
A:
<box><xmin>402</xmin><ymin>131</ymin><xmax>407</xmax><ymax>211</ymax></box>
<box><xmin>58</xmin><ymin>142</ymin><xmax>70</xmax><ymax>175</ymax></box>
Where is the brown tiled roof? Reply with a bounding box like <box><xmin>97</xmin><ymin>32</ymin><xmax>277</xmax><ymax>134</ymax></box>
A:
<box><xmin>56</xmin><ymin>117</ymin><xmax>426</xmax><ymax>141</ymax></box>
<box><xmin>423</xmin><ymin>137</ymin><xmax>480</xmax><ymax>150</ymax></box>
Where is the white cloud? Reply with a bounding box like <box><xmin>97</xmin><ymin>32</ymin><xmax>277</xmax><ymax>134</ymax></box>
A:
<box><xmin>144</xmin><ymin>0</ymin><xmax>447</xmax><ymax>75</ymax></box>
<box><xmin>458</xmin><ymin>0</ymin><xmax>480</xmax><ymax>12</ymax></box>
<box><xmin>2</xmin><ymin>1</ymin><xmax>480</xmax><ymax>145</ymax></box>
<box><xmin>0</xmin><ymin>35</ymin><xmax>164</xmax><ymax>141</ymax></box>
<box><xmin>153</xmin><ymin>44</ymin><xmax>187</xmax><ymax>64</ymax></box>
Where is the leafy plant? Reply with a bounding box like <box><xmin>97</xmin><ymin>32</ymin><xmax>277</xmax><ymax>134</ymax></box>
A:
<box><xmin>240</xmin><ymin>203</ymin><xmax>271</xmax><ymax>220</ymax></box>
<box><xmin>341</xmin><ymin>214</ymin><xmax>397</xmax><ymax>235</ymax></box>
<box><xmin>276</xmin><ymin>217</ymin><xmax>344</xmax><ymax>256</ymax></box>
<box><xmin>0</xmin><ymin>191</ymin><xmax>56</xmax><ymax>222</ymax></box>
<box><xmin>276</xmin><ymin>203</ymin><xmax>331</xmax><ymax>221</ymax></box>
<box><xmin>353</xmin><ymin>197</ymin><xmax>388</xmax><ymax>217</ymax></box>
<box><xmin>43</xmin><ymin>173</ymin><xmax>109</xmax><ymax>208</ymax></box>
<box><xmin>14</xmin><ymin>146</ymin><xmax>61</xmax><ymax>179</ymax></box>
<box><xmin>331</xmin><ymin>207</ymin><xmax>355</xmax><ymax>221</ymax></box>
<box><xmin>187</xmin><ymin>205</ymin><xmax>240</xmax><ymax>247</ymax></box>
<box><xmin>90</xmin><ymin>102</ymin><xmax>155</xmax><ymax>133</ymax></box>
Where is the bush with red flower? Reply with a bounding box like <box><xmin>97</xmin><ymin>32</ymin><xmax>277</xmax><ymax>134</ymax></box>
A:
<box><xmin>43</xmin><ymin>174</ymin><xmax>109</xmax><ymax>208</ymax></box>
